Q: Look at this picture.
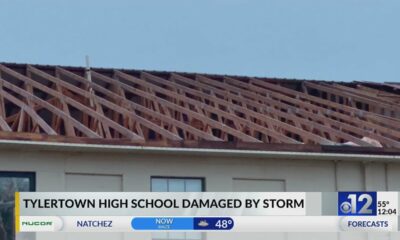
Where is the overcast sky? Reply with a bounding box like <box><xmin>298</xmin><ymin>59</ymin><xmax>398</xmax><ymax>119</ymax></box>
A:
<box><xmin>0</xmin><ymin>0</ymin><xmax>399</xmax><ymax>82</ymax></box>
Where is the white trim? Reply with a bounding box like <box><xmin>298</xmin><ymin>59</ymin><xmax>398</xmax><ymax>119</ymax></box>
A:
<box><xmin>0</xmin><ymin>139</ymin><xmax>399</xmax><ymax>162</ymax></box>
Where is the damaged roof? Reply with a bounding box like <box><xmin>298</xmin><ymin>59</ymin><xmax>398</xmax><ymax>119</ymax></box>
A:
<box><xmin>0</xmin><ymin>62</ymin><xmax>399</xmax><ymax>153</ymax></box>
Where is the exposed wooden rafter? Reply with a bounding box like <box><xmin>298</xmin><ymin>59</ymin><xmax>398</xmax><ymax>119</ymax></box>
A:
<box><xmin>0</xmin><ymin>63</ymin><xmax>398</xmax><ymax>149</ymax></box>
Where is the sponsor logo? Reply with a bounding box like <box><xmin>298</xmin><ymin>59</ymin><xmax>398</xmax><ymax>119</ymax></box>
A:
<box><xmin>22</xmin><ymin>221</ymin><xmax>53</xmax><ymax>226</ymax></box>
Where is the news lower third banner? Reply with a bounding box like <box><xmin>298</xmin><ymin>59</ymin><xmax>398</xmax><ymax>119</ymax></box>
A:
<box><xmin>15</xmin><ymin>192</ymin><xmax>400</xmax><ymax>233</ymax></box>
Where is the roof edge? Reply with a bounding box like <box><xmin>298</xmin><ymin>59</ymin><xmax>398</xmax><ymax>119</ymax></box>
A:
<box><xmin>0</xmin><ymin>139</ymin><xmax>399</xmax><ymax>162</ymax></box>
<box><xmin>0</xmin><ymin>132</ymin><xmax>398</xmax><ymax>155</ymax></box>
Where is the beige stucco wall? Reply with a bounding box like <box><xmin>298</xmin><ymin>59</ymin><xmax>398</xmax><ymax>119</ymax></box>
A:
<box><xmin>1</xmin><ymin>148</ymin><xmax>400</xmax><ymax>240</ymax></box>
<box><xmin>1</xmin><ymin>149</ymin><xmax>398</xmax><ymax>192</ymax></box>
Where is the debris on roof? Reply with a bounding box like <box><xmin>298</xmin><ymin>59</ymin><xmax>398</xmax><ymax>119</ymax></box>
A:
<box><xmin>343</xmin><ymin>137</ymin><xmax>383</xmax><ymax>147</ymax></box>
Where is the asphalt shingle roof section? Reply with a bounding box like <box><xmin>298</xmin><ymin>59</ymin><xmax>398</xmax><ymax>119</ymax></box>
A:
<box><xmin>0</xmin><ymin>63</ymin><xmax>399</xmax><ymax>151</ymax></box>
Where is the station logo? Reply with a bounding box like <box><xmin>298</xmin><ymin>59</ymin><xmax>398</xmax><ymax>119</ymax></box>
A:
<box><xmin>338</xmin><ymin>192</ymin><xmax>377</xmax><ymax>216</ymax></box>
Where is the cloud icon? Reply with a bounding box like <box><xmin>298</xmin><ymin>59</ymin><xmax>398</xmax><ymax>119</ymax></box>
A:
<box><xmin>198</xmin><ymin>220</ymin><xmax>209</xmax><ymax>227</ymax></box>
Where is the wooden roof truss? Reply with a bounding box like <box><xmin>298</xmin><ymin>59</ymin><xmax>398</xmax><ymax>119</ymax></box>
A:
<box><xmin>0</xmin><ymin>64</ymin><xmax>399</xmax><ymax>148</ymax></box>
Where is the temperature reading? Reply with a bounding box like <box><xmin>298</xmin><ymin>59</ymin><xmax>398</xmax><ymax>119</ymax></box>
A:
<box><xmin>377</xmin><ymin>198</ymin><xmax>397</xmax><ymax>215</ymax></box>
<box><xmin>378</xmin><ymin>201</ymin><xmax>389</xmax><ymax>208</ymax></box>
<box><xmin>215</xmin><ymin>219</ymin><xmax>233</xmax><ymax>229</ymax></box>
<box><xmin>194</xmin><ymin>217</ymin><xmax>234</xmax><ymax>230</ymax></box>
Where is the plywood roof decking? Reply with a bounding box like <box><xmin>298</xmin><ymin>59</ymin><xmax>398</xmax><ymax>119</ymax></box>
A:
<box><xmin>0</xmin><ymin>63</ymin><xmax>399</xmax><ymax>150</ymax></box>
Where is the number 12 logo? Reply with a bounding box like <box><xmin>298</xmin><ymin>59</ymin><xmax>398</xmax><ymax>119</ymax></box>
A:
<box><xmin>338</xmin><ymin>192</ymin><xmax>377</xmax><ymax>216</ymax></box>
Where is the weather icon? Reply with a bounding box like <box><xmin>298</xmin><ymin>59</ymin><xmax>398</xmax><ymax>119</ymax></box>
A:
<box><xmin>197</xmin><ymin>220</ymin><xmax>209</xmax><ymax>227</ymax></box>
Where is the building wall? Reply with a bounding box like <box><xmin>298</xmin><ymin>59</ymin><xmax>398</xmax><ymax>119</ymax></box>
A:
<box><xmin>0</xmin><ymin>148</ymin><xmax>399</xmax><ymax>240</ymax></box>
